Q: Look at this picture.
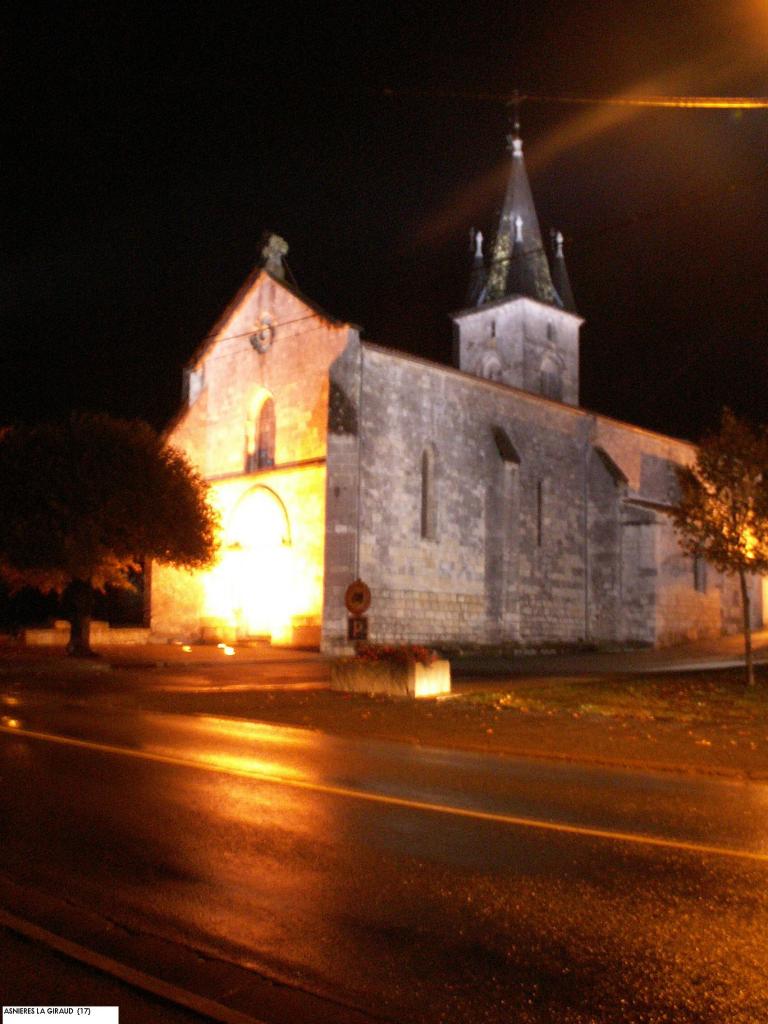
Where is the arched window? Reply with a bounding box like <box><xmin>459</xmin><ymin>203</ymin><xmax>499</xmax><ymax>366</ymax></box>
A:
<box><xmin>540</xmin><ymin>355</ymin><xmax>563</xmax><ymax>401</ymax></box>
<box><xmin>481</xmin><ymin>354</ymin><xmax>503</xmax><ymax>383</ymax></box>
<box><xmin>420</xmin><ymin>446</ymin><xmax>437</xmax><ymax>540</ymax></box>
<box><xmin>245</xmin><ymin>393</ymin><xmax>276</xmax><ymax>472</ymax></box>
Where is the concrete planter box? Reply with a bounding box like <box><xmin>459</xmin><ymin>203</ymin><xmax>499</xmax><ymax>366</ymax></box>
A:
<box><xmin>331</xmin><ymin>657</ymin><xmax>451</xmax><ymax>698</ymax></box>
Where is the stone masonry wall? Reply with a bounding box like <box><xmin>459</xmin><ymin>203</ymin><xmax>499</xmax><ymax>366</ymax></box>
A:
<box><xmin>586</xmin><ymin>447</ymin><xmax>623</xmax><ymax>642</ymax></box>
<box><xmin>322</xmin><ymin>337</ymin><xmax>362</xmax><ymax>652</ymax></box>
<box><xmin>321</xmin><ymin>344</ymin><xmax>751</xmax><ymax>652</ymax></box>
<box><xmin>452</xmin><ymin>296</ymin><xmax>581</xmax><ymax>405</ymax></box>
<box><xmin>655</xmin><ymin>518</ymin><xmax>722</xmax><ymax>645</ymax></box>
<box><xmin>595</xmin><ymin>420</ymin><xmax>703</xmax><ymax>646</ymax></box>
<box><xmin>342</xmin><ymin>345</ymin><xmax>595</xmax><ymax>649</ymax></box>
<box><xmin>592</xmin><ymin>421</ymin><xmax>764</xmax><ymax>645</ymax></box>
<box><xmin>618</xmin><ymin>504</ymin><xmax>658</xmax><ymax>646</ymax></box>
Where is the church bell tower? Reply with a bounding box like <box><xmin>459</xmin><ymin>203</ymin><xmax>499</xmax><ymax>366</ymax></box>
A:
<box><xmin>452</xmin><ymin>126</ymin><xmax>583</xmax><ymax>406</ymax></box>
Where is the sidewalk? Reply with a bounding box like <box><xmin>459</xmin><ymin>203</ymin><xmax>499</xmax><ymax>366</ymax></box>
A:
<box><xmin>6</xmin><ymin>628</ymin><xmax>768</xmax><ymax>672</ymax></box>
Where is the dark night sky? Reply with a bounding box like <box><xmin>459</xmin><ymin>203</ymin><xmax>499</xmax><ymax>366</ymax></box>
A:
<box><xmin>5</xmin><ymin>1</ymin><xmax>768</xmax><ymax>442</ymax></box>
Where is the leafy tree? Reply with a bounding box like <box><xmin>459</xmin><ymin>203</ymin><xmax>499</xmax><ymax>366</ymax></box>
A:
<box><xmin>0</xmin><ymin>413</ymin><xmax>218</xmax><ymax>655</ymax></box>
<box><xmin>672</xmin><ymin>409</ymin><xmax>768</xmax><ymax>687</ymax></box>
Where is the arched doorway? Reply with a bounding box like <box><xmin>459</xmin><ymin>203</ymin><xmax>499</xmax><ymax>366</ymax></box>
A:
<box><xmin>224</xmin><ymin>485</ymin><xmax>293</xmax><ymax>639</ymax></box>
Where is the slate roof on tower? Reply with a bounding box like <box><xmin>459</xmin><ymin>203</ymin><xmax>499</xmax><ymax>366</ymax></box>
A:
<box><xmin>482</xmin><ymin>130</ymin><xmax>564</xmax><ymax>310</ymax></box>
<box><xmin>479</xmin><ymin>131</ymin><xmax>581</xmax><ymax>315</ymax></box>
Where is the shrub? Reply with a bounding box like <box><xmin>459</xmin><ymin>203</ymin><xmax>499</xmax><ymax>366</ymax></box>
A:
<box><xmin>354</xmin><ymin>643</ymin><xmax>437</xmax><ymax>667</ymax></box>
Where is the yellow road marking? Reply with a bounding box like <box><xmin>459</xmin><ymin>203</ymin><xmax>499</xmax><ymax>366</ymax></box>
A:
<box><xmin>2</xmin><ymin>724</ymin><xmax>768</xmax><ymax>864</ymax></box>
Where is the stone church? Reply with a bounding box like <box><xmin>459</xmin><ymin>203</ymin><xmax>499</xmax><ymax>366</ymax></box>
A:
<box><xmin>151</xmin><ymin>132</ymin><xmax>760</xmax><ymax>652</ymax></box>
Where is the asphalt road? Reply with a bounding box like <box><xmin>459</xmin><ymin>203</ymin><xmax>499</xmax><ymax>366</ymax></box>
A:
<box><xmin>1</xmin><ymin>694</ymin><xmax>767</xmax><ymax>1023</ymax></box>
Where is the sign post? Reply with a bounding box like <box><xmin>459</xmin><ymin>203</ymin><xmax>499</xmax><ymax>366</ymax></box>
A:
<box><xmin>345</xmin><ymin>579</ymin><xmax>371</xmax><ymax>645</ymax></box>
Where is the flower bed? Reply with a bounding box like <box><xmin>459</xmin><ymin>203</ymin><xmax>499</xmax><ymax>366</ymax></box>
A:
<box><xmin>331</xmin><ymin>644</ymin><xmax>451</xmax><ymax>698</ymax></box>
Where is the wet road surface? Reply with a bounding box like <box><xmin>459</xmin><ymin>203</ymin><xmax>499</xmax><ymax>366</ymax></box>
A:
<box><xmin>1</xmin><ymin>696</ymin><xmax>767</xmax><ymax>1023</ymax></box>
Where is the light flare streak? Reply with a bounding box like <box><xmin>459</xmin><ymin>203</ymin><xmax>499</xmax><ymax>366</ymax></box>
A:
<box><xmin>415</xmin><ymin>59</ymin><xmax>768</xmax><ymax>246</ymax></box>
<box><xmin>521</xmin><ymin>93</ymin><xmax>768</xmax><ymax>110</ymax></box>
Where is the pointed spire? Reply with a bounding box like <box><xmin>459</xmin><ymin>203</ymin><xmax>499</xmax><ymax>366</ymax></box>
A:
<box><xmin>484</xmin><ymin>123</ymin><xmax>559</xmax><ymax>307</ymax></box>
<box><xmin>551</xmin><ymin>230</ymin><xmax>577</xmax><ymax>313</ymax></box>
<box><xmin>466</xmin><ymin>228</ymin><xmax>487</xmax><ymax>306</ymax></box>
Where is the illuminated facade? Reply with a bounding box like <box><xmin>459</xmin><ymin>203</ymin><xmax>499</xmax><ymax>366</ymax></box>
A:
<box><xmin>152</xmin><ymin>137</ymin><xmax>762</xmax><ymax>651</ymax></box>
<box><xmin>151</xmin><ymin>247</ymin><xmax>355</xmax><ymax>647</ymax></box>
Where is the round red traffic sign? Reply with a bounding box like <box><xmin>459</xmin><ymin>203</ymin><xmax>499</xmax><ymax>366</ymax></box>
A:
<box><xmin>345</xmin><ymin>578</ymin><xmax>371</xmax><ymax>614</ymax></box>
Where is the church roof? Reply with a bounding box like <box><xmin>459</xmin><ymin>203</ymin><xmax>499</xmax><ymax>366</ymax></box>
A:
<box><xmin>360</xmin><ymin>340</ymin><xmax>695</xmax><ymax>452</ymax></box>
<box><xmin>484</xmin><ymin>131</ymin><xmax>560</xmax><ymax>307</ymax></box>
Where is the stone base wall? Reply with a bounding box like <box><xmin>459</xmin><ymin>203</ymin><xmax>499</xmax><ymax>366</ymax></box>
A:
<box><xmin>365</xmin><ymin>589</ymin><xmax>486</xmax><ymax>646</ymax></box>
<box><xmin>655</xmin><ymin>586</ymin><xmax>721</xmax><ymax>646</ymax></box>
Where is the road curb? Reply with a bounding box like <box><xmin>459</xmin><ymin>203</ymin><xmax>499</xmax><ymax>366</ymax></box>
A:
<box><xmin>0</xmin><ymin>877</ymin><xmax>388</xmax><ymax>1024</ymax></box>
<box><xmin>0</xmin><ymin>906</ymin><xmax>269</xmax><ymax>1024</ymax></box>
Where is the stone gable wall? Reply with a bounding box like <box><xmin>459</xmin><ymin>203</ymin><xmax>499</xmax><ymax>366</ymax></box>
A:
<box><xmin>175</xmin><ymin>275</ymin><xmax>348</xmax><ymax>478</ymax></box>
<box><xmin>592</xmin><ymin>418</ymin><xmax>695</xmax><ymax>496</ymax></box>
<box><xmin>152</xmin><ymin>274</ymin><xmax>352</xmax><ymax>641</ymax></box>
<box><xmin>654</xmin><ymin>519</ymin><xmax>722</xmax><ymax>645</ymax></box>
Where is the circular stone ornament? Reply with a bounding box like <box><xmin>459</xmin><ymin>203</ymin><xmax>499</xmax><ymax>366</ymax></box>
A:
<box><xmin>250</xmin><ymin>312</ymin><xmax>275</xmax><ymax>353</ymax></box>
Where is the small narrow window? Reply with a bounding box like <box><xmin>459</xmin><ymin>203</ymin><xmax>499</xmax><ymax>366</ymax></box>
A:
<box><xmin>546</xmin><ymin>321</ymin><xmax>556</xmax><ymax>342</ymax></box>
<box><xmin>693</xmin><ymin>555</ymin><xmax>707</xmax><ymax>593</ymax></box>
<box><xmin>490</xmin><ymin>319</ymin><xmax>496</xmax><ymax>339</ymax></box>
<box><xmin>421</xmin><ymin>447</ymin><xmax>437</xmax><ymax>540</ymax></box>
<box><xmin>536</xmin><ymin>479</ymin><xmax>543</xmax><ymax>547</ymax></box>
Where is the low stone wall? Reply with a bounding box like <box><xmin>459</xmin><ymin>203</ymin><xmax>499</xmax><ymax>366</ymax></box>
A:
<box><xmin>23</xmin><ymin>622</ymin><xmax>151</xmax><ymax>646</ymax></box>
<box><xmin>274</xmin><ymin>615</ymin><xmax>321</xmax><ymax>648</ymax></box>
<box><xmin>330</xmin><ymin>657</ymin><xmax>451</xmax><ymax>698</ymax></box>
